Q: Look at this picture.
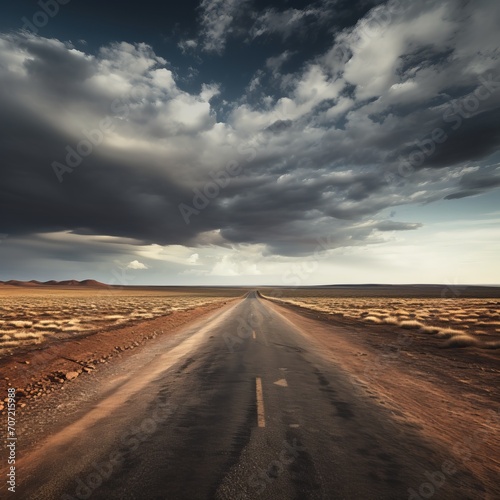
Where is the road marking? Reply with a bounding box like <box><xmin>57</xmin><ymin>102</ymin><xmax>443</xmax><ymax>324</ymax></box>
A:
<box><xmin>256</xmin><ymin>377</ymin><xmax>265</xmax><ymax>427</ymax></box>
<box><xmin>289</xmin><ymin>424</ymin><xmax>300</xmax><ymax>428</ymax></box>
<box><xmin>253</xmin><ymin>330</ymin><xmax>256</xmax><ymax>340</ymax></box>
<box><xmin>274</xmin><ymin>378</ymin><xmax>288</xmax><ymax>387</ymax></box>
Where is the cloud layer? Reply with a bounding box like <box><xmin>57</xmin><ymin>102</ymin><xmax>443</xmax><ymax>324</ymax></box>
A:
<box><xmin>1</xmin><ymin>0</ymin><xmax>500</xmax><ymax>281</ymax></box>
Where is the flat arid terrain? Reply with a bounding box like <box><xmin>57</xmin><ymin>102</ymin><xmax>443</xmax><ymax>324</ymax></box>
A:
<box><xmin>0</xmin><ymin>283</ymin><xmax>499</xmax><ymax>499</ymax></box>
<box><xmin>0</xmin><ymin>282</ymin><xmax>245</xmax><ymax>355</ymax></box>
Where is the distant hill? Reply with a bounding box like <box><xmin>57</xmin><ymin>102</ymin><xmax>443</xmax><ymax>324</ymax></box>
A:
<box><xmin>3</xmin><ymin>280</ymin><xmax>40</xmax><ymax>287</ymax></box>
<box><xmin>80</xmin><ymin>279</ymin><xmax>109</xmax><ymax>287</ymax></box>
<box><xmin>58</xmin><ymin>280</ymin><xmax>82</xmax><ymax>286</ymax></box>
<box><xmin>0</xmin><ymin>279</ymin><xmax>109</xmax><ymax>288</ymax></box>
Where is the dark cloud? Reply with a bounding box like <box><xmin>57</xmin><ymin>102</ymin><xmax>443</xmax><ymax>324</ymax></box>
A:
<box><xmin>425</xmin><ymin>108</ymin><xmax>500</xmax><ymax>168</ymax></box>
<box><xmin>22</xmin><ymin>37</ymin><xmax>95</xmax><ymax>85</ymax></box>
<box><xmin>0</xmin><ymin>0</ymin><xmax>500</xmax><ymax>273</ymax></box>
<box><xmin>444</xmin><ymin>190</ymin><xmax>480</xmax><ymax>200</ymax></box>
<box><xmin>265</xmin><ymin>119</ymin><xmax>293</xmax><ymax>133</ymax></box>
<box><xmin>459</xmin><ymin>167</ymin><xmax>500</xmax><ymax>191</ymax></box>
<box><xmin>375</xmin><ymin>221</ymin><xmax>423</xmax><ymax>231</ymax></box>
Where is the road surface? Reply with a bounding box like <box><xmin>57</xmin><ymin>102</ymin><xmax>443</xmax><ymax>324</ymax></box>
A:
<box><xmin>4</xmin><ymin>292</ymin><xmax>484</xmax><ymax>499</ymax></box>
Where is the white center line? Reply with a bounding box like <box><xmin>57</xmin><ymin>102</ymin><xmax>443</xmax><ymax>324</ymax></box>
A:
<box><xmin>256</xmin><ymin>377</ymin><xmax>265</xmax><ymax>428</ymax></box>
<box><xmin>252</xmin><ymin>330</ymin><xmax>256</xmax><ymax>340</ymax></box>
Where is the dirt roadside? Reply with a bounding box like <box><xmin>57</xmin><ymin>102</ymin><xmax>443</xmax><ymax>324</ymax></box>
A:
<box><xmin>0</xmin><ymin>299</ymin><xmax>239</xmax><ymax>414</ymax></box>
<box><xmin>263</xmin><ymin>297</ymin><xmax>500</xmax><ymax>497</ymax></box>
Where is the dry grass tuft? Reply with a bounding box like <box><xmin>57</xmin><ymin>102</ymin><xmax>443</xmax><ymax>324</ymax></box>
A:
<box><xmin>419</xmin><ymin>325</ymin><xmax>441</xmax><ymax>334</ymax></box>
<box><xmin>435</xmin><ymin>328</ymin><xmax>463</xmax><ymax>338</ymax></box>
<box><xmin>443</xmin><ymin>335</ymin><xmax>480</xmax><ymax>348</ymax></box>
<box><xmin>13</xmin><ymin>332</ymin><xmax>42</xmax><ymax>341</ymax></box>
<box><xmin>382</xmin><ymin>316</ymin><xmax>399</xmax><ymax>325</ymax></box>
<box><xmin>483</xmin><ymin>341</ymin><xmax>500</xmax><ymax>349</ymax></box>
<box><xmin>0</xmin><ymin>341</ymin><xmax>24</xmax><ymax>348</ymax></box>
<box><xmin>364</xmin><ymin>316</ymin><xmax>383</xmax><ymax>323</ymax></box>
<box><xmin>8</xmin><ymin>320</ymin><xmax>33</xmax><ymax>328</ymax></box>
<box><xmin>399</xmin><ymin>320</ymin><xmax>424</xmax><ymax>329</ymax></box>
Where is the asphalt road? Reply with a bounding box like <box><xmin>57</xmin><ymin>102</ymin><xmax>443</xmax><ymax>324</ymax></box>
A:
<box><xmin>10</xmin><ymin>292</ymin><xmax>476</xmax><ymax>499</ymax></box>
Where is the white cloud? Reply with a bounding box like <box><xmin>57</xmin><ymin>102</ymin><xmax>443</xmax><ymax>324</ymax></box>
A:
<box><xmin>127</xmin><ymin>260</ymin><xmax>149</xmax><ymax>270</ymax></box>
<box><xmin>198</xmin><ymin>0</ymin><xmax>249</xmax><ymax>53</ymax></box>
<box><xmin>250</xmin><ymin>5</ymin><xmax>332</xmax><ymax>40</ymax></box>
<box><xmin>230</xmin><ymin>64</ymin><xmax>344</xmax><ymax>133</ymax></box>
<box><xmin>340</xmin><ymin>2</ymin><xmax>456</xmax><ymax>100</ymax></box>
<box><xmin>150</xmin><ymin>68</ymin><xmax>176</xmax><ymax>91</ymax></box>
<box><xmin>210</xmin><ymin>253</ymin><xmax>262</xmax><ymax>277</ymax></box>
<box><xmin>187</xmin><ymin>253</ymin><xmax>199</xmax><ymax>264</ymax></box>
<box><xmin>266</xmin><ymin>51</ymin><xmax>294</xmax><ymax>71</ymax></box>
<box><xmin>177</xmin><ymin>39</ymin><xmax>198</xmax><ymax>53</ymax></box>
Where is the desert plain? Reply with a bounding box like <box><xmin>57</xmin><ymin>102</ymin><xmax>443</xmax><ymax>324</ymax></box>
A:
<box><xmin>0</xmin><ymin>282</ymin><xmax>499</xmax><ymax>499</ymax></box>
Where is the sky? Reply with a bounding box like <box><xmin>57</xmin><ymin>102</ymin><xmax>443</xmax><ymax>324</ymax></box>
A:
<box><xmin>0</xmin><ymin>0</ymin><xmax>499</xmax><ymax>286</ymax></box>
